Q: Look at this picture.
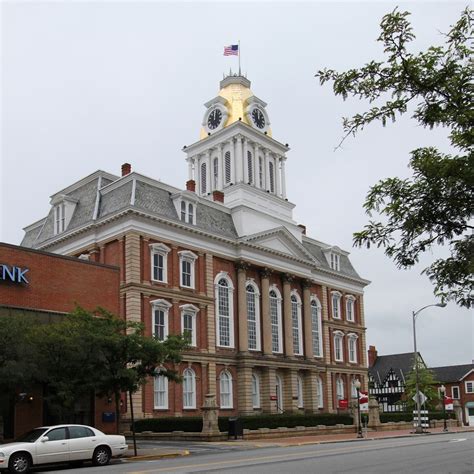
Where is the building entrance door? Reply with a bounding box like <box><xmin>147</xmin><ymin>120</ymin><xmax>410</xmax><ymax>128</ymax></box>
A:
<box><xmin>466</xmin><ymin>405</ymin><xmax>474</xmax><ymax>426</ymax></box>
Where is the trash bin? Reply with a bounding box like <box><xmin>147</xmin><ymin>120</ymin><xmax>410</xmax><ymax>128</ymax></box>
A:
<box><xmin>228</xmin><ymin>417</ymin><xmax>243</xmax><ymax>439</ymax></box>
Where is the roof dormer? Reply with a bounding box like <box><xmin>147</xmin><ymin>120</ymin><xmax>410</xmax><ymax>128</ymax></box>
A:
<box><xmin>50</xmin><ymin>194</ymin><xmax>78</xmax><ymax>235</ymax></box>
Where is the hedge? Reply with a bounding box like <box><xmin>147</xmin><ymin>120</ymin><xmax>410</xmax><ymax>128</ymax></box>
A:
<box><xmin>380</xmin><ymin>411</ymin><xmax>455</xmax><ymax>423</ymax></box>
<box><xmin>133</xmin><ymin>413</ymin><xmax>353</xmax><ymax>433</ymax></box>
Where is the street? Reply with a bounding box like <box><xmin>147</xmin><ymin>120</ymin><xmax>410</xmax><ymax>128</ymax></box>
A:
<box><xmin>33</xmin><ymin>431</ymin><xmax>473</xmax><ymax>474</ymax></box>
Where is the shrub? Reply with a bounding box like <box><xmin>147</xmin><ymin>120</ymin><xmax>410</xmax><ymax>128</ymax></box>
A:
<box><xmin>380</xmin><ymin>411</ymin><xmax>455</xmax><ymax>423</ymax></box>
<box><xmin>134</xmin><ymin>417</ymin><xmax>202</xmax><ymax>433</ymax></box>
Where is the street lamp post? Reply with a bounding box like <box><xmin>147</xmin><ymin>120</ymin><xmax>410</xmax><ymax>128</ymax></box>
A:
<box><xmin>440</xmin><ymin>385</ymin><xmax>448</xmax><ymax>432</ymax></box>
<box><xmin>412</xmin><ymin>302</ymin><xmax>446</xmax><ymax>434</ymax></box>
<box><xmin>354</xmin><ymin>379</ymin><xmax>363</xmax><ymax>438</ymax></box>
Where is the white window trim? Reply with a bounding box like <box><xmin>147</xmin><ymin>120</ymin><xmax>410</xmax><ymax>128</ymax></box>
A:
<box><xmin>269</xmin><ymin>284</ymin><xmax>283</xmax><ymax>354</ymax></box>
<box><xmin>214</xmin><ymin>272</ymin><xmax>235</xmax><ymax>348</ymax></box>
<box><xmin>296</xmin><ymin>375</ymin><xmax>304</xmax><ymax>408</ymax></box>
<box><xmin>316</xmin><ymin>376</ymin><xmax>324</xmax><ymax>408</ymax></box>
<box><xmin>150</xmin><ymin>299</ymin><xmax>172</xmax><ymax>341</ymax></box>
<box><xmin>180</xmin><ymin>304</ymin><xmax>199</xmax><ymax>347</ymax></box>
<box><xmin>310</xmin><ymin>296</ymin><xmax>323</xmax><ymax>358</ymax></box>
<box><xmin>252</xmin><ymin>373</ymin><xmax>261</xmax><ymax>409</ymax></box>
<box><xmin>183</xmin><ymin>368</ymin><xmax>196</xmax><ymax>409</ymax></box>
<box><xmin>336</xmin><ymin>377</ymin><xmax>345</xmax><ymax>400</ymax></box>
<box><xmin>330</xmin><ymin>252</ymin><xmax>341</xmax><ymax>271</ymax></box>
<box><xmin>351</xmin><ymin>377</ymin><xmax>360</xmax><ymax>399</ymax></box>
<box><xmin>465</xmin><ymin>381</ymin><xmax>474</xmax><ymax>393</ymax></box>
<box><xmin>347</xmin><ymin>333</ymin><xmax>359</xmax><ymax>363</ymax></box>
<box><xmin>334</xmin><ymin>330</ymin><xmax>344</xmax><ymax>362</ymax></box>
<box><xmin>246</xmin><ymin>280</ymin><xmax>261</xmax><ymax>351</ymax></box>
<box><xmin>345</xmin><ymin>295</ymin><xmax>356</xmax><ymax>322</ymax></box>
<box><xmin>179</xmin><ymin>250</ymin><xmax>198</xmax><ymax>289</ymax></box>
<box><xmin>219</xmin><ymin>370</ymin><xmax>233</xmax><ymax>409</ymax></box>
<box><xmin>331</xmin><ymin>291</ymin><xmax>342</xmax><ymax>319</ymax></box>
<box><xmin>290</xmin><ymin>290</ymin><xmax>304</xmax><ymax>356</ymax></box>
<box><xmin>153</xmin><ymin>374</ymin><xmax>169</xmax><ymax>410</ymax></box>
<box><xmin>452</xmin><ymin>386</ymin><xmax>460</xmax><ymax>399</ymax></box>
<box><xmin>149</xmin><ymin>243</ymin><xmax>171</xmax><ymax>283</ymax></box>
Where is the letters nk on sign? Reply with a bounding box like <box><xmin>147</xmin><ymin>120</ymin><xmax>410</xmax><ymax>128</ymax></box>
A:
<box><xmin>0</xmin><ymin>264</ymin><xmax>29</xmax><ymax>284</ymax></box>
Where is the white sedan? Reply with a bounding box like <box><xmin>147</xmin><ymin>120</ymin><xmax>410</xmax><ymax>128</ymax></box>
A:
<box><xmin>0</xmin><ymin>424</ymin><xmax>128</xmax><ymax>473</ymax></box>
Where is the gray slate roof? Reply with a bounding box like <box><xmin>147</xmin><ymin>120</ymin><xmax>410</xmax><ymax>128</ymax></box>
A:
<box><xmin>431</xmin><ymin>364</ymin><xmax>474</xmax><ymax>383</ymax></box>
<box><xmin>369</xmin><ymin>352</ymin><xmax>420</xmax><ymax>384</ymax></box>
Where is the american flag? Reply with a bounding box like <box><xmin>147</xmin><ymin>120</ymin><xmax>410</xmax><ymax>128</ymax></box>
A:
<box><xmin>224</xmin><ymin>44</ymin><xmax>239</xmax><ymax>56</ymax></box>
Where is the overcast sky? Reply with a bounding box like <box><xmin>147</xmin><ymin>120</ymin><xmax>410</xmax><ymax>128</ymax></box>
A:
<box><xmin>1</xmin><ymin>1</ymin><xmax>472</xmax><ymax>367</ymax></box>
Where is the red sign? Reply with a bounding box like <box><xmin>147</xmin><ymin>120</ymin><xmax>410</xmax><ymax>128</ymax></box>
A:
<box><xmin>444</xmin><ymin>396</ymin><xmax>453</xmax><ymax>405</ymax></box>
<box><xmin>338</xmin><ymin>399</ymin><xmax>349</xmax><ymax>409</ymax></box>
<box><xmin>270</xmin><ymin>395</ymin><xmax>277</xmax><ymax>401</ymax></box>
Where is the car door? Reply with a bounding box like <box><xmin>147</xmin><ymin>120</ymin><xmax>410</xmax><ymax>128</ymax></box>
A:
<box><xmin>68</xmin><ymin>426</ymin><xmax>98</xmax><ymax>460</ymax></box>
<box><xmin>35</xmin><ymin>427</ymin><xmax>69</xmax><ymax>464</ymax></box>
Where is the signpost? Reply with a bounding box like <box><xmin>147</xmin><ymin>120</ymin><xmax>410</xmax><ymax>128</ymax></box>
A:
<box><xmin>444</xmin><ymin>396</ymin><xmax>454</xmax><ymax>412</ymax></box>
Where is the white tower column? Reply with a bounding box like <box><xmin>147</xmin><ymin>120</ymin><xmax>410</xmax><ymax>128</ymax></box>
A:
<box><xmin>206</xmin><ymin>150</ymin><xmax>212</xmax><ymax>194</ymax></box>
<box><xmin>243</xmin><ymin>138</ymin><xmax>249</xmax><ymax>184</ymax></box>
<box><xmin>187</xmin><ymin>158</ymin><xmax>193</xmax><ymax>181</ymax></box>
<box><xmin>281</xmin><ymin>157</ymin><xmax>287</xmax><ymax>199</ymax></box>
<box><xmin>253</xmin><ymin>142</ymin><xmax>259</xmax><ymax>188</ymax></box>
<box><xmin>218</xmin><ymin>144</ymin><xmax>224</xmax><ymax>190</ymax></box>
<box><xmin>235</xmin><ymin>135</ymin><xmax>243</xmax><ymax>183</ymax></box>
<box><xmin>264</xmin><ymin>149</ymin><xmax>271</xmax><ymax>192</ymax></box>
<box><xmin>275</xmin><ymin>155</ymin><xmax>281</xmax><ymax>197</ymax></box>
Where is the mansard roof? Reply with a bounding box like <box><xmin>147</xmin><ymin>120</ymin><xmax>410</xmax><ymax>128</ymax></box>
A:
<box><xmin>369</xmin><ymin>352</ymin><xmax>423</xmax><ymax>385</ymax></box>
<box><xmin>431</xmin><ymin>364</ymin><xmax>474</xmax><ymax>383</ymax></box>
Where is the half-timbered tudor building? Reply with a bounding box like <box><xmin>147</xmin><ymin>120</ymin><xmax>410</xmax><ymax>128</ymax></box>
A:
<box><xmin>21</xmin><ymin>74</ymin><xmax>370</xmax><ymax>420</ymax></box>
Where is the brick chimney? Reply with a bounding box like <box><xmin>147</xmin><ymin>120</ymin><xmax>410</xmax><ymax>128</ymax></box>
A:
<box><xmin>186</xmin><ymin>180</ymin><xmax>196</xmax><ymax>192</ymax></box>
<box><xmin>298</xmin><ymin>224</ymin><xmax>306</xmax><ymax>235</ymax></box>
<box><xmin>213</xmin><ymin>190</ymin><xmax>224</xmax><ymax>203</ymax></box>
<box><xmin>121</xmin><ymin>163</ymin><xmax>131</xmax><ymax>176</ymax></box>
<box><xmin>368</xmin><ymin>345</ymin><xmax>378</xmax><ymax>367</ymax></box>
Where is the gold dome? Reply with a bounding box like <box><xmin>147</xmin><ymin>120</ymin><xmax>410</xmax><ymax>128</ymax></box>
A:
<box><xmin>199</xmin><ymin>75</ymin><xmax>272</xmax><ymax>139</ymax></box>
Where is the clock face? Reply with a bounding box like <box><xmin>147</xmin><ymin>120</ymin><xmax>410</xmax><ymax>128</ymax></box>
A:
<box><xmin>251</xmin><ymin>108</ymin><xmax>266</xmax><ymax>129</ymax></box>
<box><xmin>207</xmin><ymin>109</ymin><xmax>222</xmax><ymax>130</ymax></box>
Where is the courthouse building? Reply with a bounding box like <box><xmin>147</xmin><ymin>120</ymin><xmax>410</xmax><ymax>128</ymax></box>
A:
<box><xmin>21</xmin><ymin>74</ymin><xmax>370</xmax><ymax>419</ymax></box>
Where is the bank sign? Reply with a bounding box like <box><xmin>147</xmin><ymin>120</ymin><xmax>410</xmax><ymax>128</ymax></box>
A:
<box><xmin>0</xmin><ymin>264</ymin><xmax>30</xmax><ymax>284</ymax></box>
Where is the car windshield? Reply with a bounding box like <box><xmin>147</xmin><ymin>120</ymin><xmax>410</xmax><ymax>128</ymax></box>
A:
<box><xmin>15</xmin><ymin>428</ymin><xmax>48</xmax><ymax>443</ymax></box>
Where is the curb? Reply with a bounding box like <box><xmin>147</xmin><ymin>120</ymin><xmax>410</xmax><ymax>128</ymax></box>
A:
<box><xmin>123</xmin><ymin>450</ymin><xmax>190</xmax><ymax>461</ymax></box>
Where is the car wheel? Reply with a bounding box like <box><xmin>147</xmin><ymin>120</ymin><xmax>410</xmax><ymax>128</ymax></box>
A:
<box><xmin>8</xmin><ymin>452</ymin><xmax>31</xmax><ymax>474</ymax></box>
<box><xmin>92</xmin><ymin>446</ymin><xmax>111</xmax><ymax>466</ymax></box>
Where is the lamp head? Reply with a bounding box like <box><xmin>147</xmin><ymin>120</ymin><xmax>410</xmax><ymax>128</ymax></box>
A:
<box><xmin>354</xmin><ymin>379</ymin><xmax>361</xmax><ymax>389</ymax></box>
<box><xmin>437</xmin><ymin>302</ymin><xmax>447</xmax><ymax>308</ymax></box>
<box><xmin>440</xmin><ymin>384</ymin><xmax>446</xmax><ymax>394</ymax></box>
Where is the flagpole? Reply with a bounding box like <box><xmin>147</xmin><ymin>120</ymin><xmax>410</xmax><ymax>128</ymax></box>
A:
<box><xmin>238</xmin><ymin>40</ymin><xmax>241</xmax><ymax>75</ymax></box>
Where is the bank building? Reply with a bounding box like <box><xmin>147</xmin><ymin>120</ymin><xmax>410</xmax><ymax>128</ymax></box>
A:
<box><xmin>22</xmin><ymin>74</ymin><xmax>370</xmax><ymax>420</ymax></box>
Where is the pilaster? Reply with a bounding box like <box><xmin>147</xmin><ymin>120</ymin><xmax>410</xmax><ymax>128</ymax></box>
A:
<box><xmin>236</xmin><ymin>261</ymin><xmax>249</xmax><ymax>353</ymax></box>
<box><xmin>205</xmin><ymin>253</ymin><xmax>216</xmax><ymax>354</ymax></box>
<box><xmin>304</xmin><ymin>371</ymin><xmax>319</xmax><ymax>413</ymax></box>
<box><xmin>125</xmin><ymin>232</ymin><xmax>141</xmax><ymax>284</ymax></box>
<box><xmin>260</xmin><ymin>268</ymin><xmax>272</xmax><ymax>355</ymax></box>
<box><xmin>261</xmin><ymin>367</ymin><xmax>277</xmax><ymax>414</ymax></box>
<box><xmin>237</xmin><ymin>366</ymin><xmax>253</xmax><ymax>415</ymax></box>
<box><xmin>282</xmin><ymin>274</ymin><xmax>294</xmax><ymax>357</ymax></box>
<box><xmin>302</xmin><ymin>282</ymin><xmax>313</xmax><ymax>359</ymax></box>
<box><xmin>283</xmin><ymin>369</ymin><xmax>298</xmax><ymax>413</ymax></box>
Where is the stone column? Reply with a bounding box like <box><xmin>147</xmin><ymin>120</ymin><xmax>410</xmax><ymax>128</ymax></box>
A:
<box><xmin>283</xmin><ymin>369</ymin><xmax>299</xmax><ymax>413</ymax></box>
<box><xmin>235</xmin><ymin>135</ymin><xmax>243</xmax><ymax>183</ymax></box>
<box><xmin>237</xmin><ymin>366</ymin><xmax>254</xmax><ymax>415</ymax></box>
<box><xmin>260</xmin><ymin>268</ymin><xmax>272</xmax><ymax>355</ymax></box>
<box><xmin>281</xmin><ymin>158</ymin><xmax>287</xmax><ymax>199</ymax></box>
<box><xmin>275</xmin><ymin>155</ymin><xmax>281</xmax><ymax>197</ymax></box>
<box><xmin>304</xmin><ymin>371</ymin><xmax>319</xmax><ymax>413</ymax></box>
<box><xmin>236</xmin><ymin>261</ymin><xmax>249</xmax><ymax>353</ymax></box>
<box><xmin>253</xmin><ymin>143</ymin><xmax>260</xmax><ymax>188</ymax></box>
<box><xmin>282</xmin><ymin>274</ymin><xmax>294</xmax><ymax>357</ymax></box>
<box><xmin>321</xmin><ymin>286</ymin><xmax>331</xmax><ymax>365</ymax></box>
<box><xmin>302</xmin><ymin>282</ymin><xmax>313</xmax><ymax>360</ymax></box>
<box><xmin>261</xmin><ymin>367</ymin><xmax>277</xmax><ymax>414</ymax></box>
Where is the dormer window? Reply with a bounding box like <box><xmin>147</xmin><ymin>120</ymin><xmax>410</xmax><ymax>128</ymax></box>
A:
<box><xmin>330</xmin><ymin>252</ymin><xmax>340</xmax><ymax>271</ymax></box>
<box><xmin>51</xmin><ymin>195</ymin><xmax>78</xmax><ymax>235</ymax></box>
<box><xmin>180</xmin><ymin>201</ymin><xmax>196</xmax><ymax>225</ymax></box>
<box><xmin>54</xmin><ymin>203</ymin><xmax>66</xmax><ymax>234</ymax></box>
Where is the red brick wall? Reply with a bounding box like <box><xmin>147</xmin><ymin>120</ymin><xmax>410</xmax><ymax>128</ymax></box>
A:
<box><xmin>0</xmin><ymin>243</ymin><xmax>120</xmax><ymax>314</ymax></box>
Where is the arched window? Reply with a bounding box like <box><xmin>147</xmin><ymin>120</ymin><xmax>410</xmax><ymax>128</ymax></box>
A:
<box><xmin>246</xmin><ymin>282</ymin><xmax>260</xmax><ymax>351</ymax></box>
<box><xmin>269</xmin><ymin>288</ymin><xmax>283</xmax><ymax>353</ymax></box>
<box><xmin>269</xmin><ymin>161</ymin><xmax>275</xmax><ymax>193</ymax></box>
<box><xmin>150</xmin><ymin>299</ymin><xmax>172</xmax><ymax>342</ymax></box>
<box><xmin>154</xmin><ymin>374</ymin><xmax>168</xmax><ymax>409</ymax></box>
<box><xmin>247</xmin><ymin>151</ymin><xmax>253</xmax><ymax>184</ymax></box>
<box><xmin>336</xmin><ymin>377</ymin><xmax>345</xmax><ymax>401</ymax></box>
<box><xmin>219</xmin><ymin>370</ymin><xmax>233</xmax><ymax>409</ymax></box>
<box><xmin>316</xmin><ymin>376</ymin><xmax>324</xmax><ymax>408</ymax></box>
<box><xmin>183</xmin><ymin>368</ymin><xmax>196</xmax><ymax>409</ymax></box>
<box><xmin>180</xmin><ymin>201</ymin><xmax>186</xmax><ymax>221</ymax></box>
<box><xmin>258</xmin><ymin>156</ymin><xmax>263</xmax><ymax>188</ymax></box>
<box><xmin>331</xmin><ymin>291</ymin><xmax>342</xmax><ymax>319</ymax></box>
<box><xmin>213</xmin><ymin>157</ymin><xmax>219</xmax><ymax>189</ymax></box>
<box><xmin>275</xmin><ymin>375</ymin><xmax>283</xmax><ymax>413</ymax></box>
<box><xmin>291</xmin><ymin>292</ymin><xmax>303</xmax><ymax>355</ymax></box>
<box><xmin>201</xmin><ymin>162</ymin><xmax>207</xmax><ymax>194</ymax></box>
<box><xmin>188</xmin><ymin>203</ymin><xmax>194</xmax><ymax>224</ymax></box>
<box><xmin>252</xmin><ymin>374</ymin><xmax>260</xmax><ymax>409</ymax></box>
<box><xmin>224</xmin><ymin>151</ymin><xmax>231</xmax><ymax>184</ymax></box>
<box><xmin>215</xmin><ymin>273</ymin><xmax>234</xmax><ymax>347</ymax></box>
<box><xmin>348</xmin><ymin>333</ymin><xmax>359</xmax><ymax>363</ymax></box>
<box><xmin>334</xmin><ymin>331</ymin><xmax>344</xmax><ymax>362</ymax></box>
<box><xmin>346</xmin><ymin>296</ymin><xmax>355</xmax><ymax>322</ymax></box>
<box><xmin>311</xmin><ymin>298</ymin><xmax>323</xmax><ymax>357</ymax></box>
<box><xmin>296</xmin><ymin>375</ymin><xmax>304</xmax><ymax>408</ymax></box>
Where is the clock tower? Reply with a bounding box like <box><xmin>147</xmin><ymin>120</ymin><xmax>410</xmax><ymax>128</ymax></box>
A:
<box><xmin>183</xmin><ymin>74</ymin><xmax>301</xmax><ymax>240</ymax></box>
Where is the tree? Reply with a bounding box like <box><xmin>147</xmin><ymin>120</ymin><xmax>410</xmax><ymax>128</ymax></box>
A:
<box><xmin>403</xmin><ymin>360</ymin><xmax>440</xmax><ymax>412</ymax></box>
<box><xmin>316</xmin><ymin>8</ymin><xmax>473</xmax><ymax>308</ymax></box>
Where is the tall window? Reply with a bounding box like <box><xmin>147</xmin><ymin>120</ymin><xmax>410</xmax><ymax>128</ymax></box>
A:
<box><xmin>180</xmin><ymin>304</ymin><xmax>199</xmax><ymax>347</ymax></box>
<box><xmin>316</xmin><ymin>376</ymin><xmax>324</xmax><ymax>408</ymax></box>
<box><xmin>179</xmin><ymin>201</ymin><xmax>195</xmax><ymax>225</ymax></box>
<box><xmin>246</xmin><ymin>282</ymin><xmax>260</xmax><ymax>351</ymax></box>
<box><xmin>181</xmin><ymin>201</ymin><xmax>186</xmax><ymax>221</ymax></box>
<box><xmin>247</xmin><ymin>151</ymin><xmax>253</xmax><ymax>184</ymax></box>
<box><xmin>151</xmin><ymin>299</ymin><xmax>171</xmax><ymax>341</ymax></box>
<box><xmin>311</xmin><ymin>298</ymin><xmax>323</xmax><ymax>357</ymax></box>
<box><xmin>54</xmin><ymin>203</ymin><xmax>66</xmax><ymax>234</ymax></box>
<box><xmin>332</xmin><ymin>292</ymin><xmax>342</xmax><ymax>319</ymax></box>
<box><xmin>179</xmin><ymin>251</ymin><xmax>197</xmax><ymax>289</ymax></box>
<box><xmin>200</xmin><ymin>162</ymin><xmax>207</xmax><ymax>194</ymax></box>
<box><xmin>252</xmin><ymin>374</ymin><xmax>260</xmax><ymax>409</ymax></box>
<box><xmin>346</xmin><ymin>296</ymin><xmax>355</xmax><ymax>322</ymax></box>
<box><xmin>225</xmin><ymin>151</ymin><xmax>231</xmax><ymax>184</ymax></box>
<box><xmin>219</xmin><ymin>370</ymin><xmax>233</xmax><ymax>409</ymax></box>
<box><xmin>334</xmin><ymin>331</ymin><xmax>344</xmax><ymax>361</ymax></box>
<box><xmin>150</xmin><ymin>243</ymin><xmax>170</xmax><ymax>283</ymax></box>
<box><xmin>215</xmin><ymin>273</ymin><xmax>234</xmax><ymax>347</ymax></box>
<box><xmin>188</xmin><ymin>204</ymin><xmax>194</xmax><ymax>224</ymax></box>
<box><xmin>183</xmin><ymin>368</ymin><xmax>196</xmax><ymax>409</ymax></box>
<box><xmin>154</xmin><ymin>374</ymin><xmax>168</xmax><ymax>409</ymax></box>
<box><xmin>269</xmin><ymin>288</ymin><xmax>283</xmax><ymax>353</ymax></box>
<box><xmin>330</xmin><ymin>252</ymin><xmax>340</xmax><ymax>271</ymax></box>
<box><xmin>336</xmin><ymin>377</ymin><xmax>345</xmax><ymax>400</ymax></box>
<box><xmin>213</xmin><ymin>157</ymin><xmax>219</xmax><ymax>189</ymax></box>
<box><xmin>348</xmin><ymin>334</ymin><xmax>358</xmax><ymax>363</ymax></box>
<box><xmin>291</xmin><ymin>292</ymin><xmax>303</xmax><ymax>355</ymax></box>
<box><xmin>258</xmin><ymin>156</ymin><xmax>263</xmax><ymax>188</ymax></box>
<box><xmin>269</xmin><ymin>161</ymin><xmax>275</xmax><ymax>193</ymax></box>
<box><xmin>296</xmin><ymin>375</ymin><xmax>304</xmax><ymax>408</ymax></box>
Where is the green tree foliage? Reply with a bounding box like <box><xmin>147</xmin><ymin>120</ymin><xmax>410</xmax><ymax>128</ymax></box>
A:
<box><xmin>316</xmin><ymin>8</ymin><xmax>473</xmax><ymax>308</ymax></box>
<box><xmin>403</xmin><ymin>359</ymin><xmax>440</xmax><ymax>411</ymax></box>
